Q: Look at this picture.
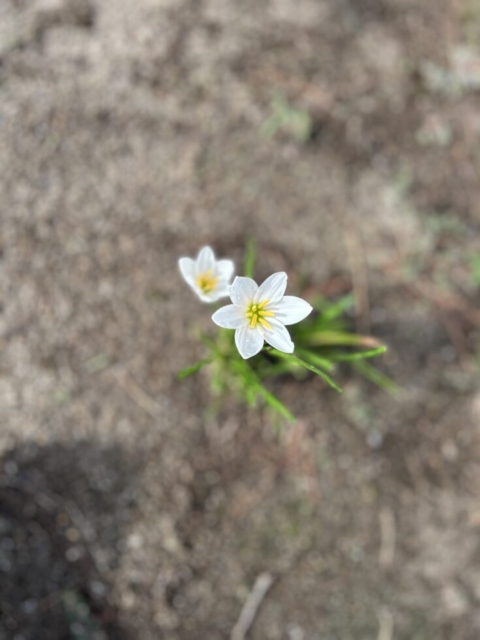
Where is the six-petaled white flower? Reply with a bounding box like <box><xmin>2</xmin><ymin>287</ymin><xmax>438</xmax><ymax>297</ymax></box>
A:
<box><xmin>212</xmin><ymin>272</ymin><xmax>313</xmax><ymax>359</ymax></box>
<box><xmin>178</xmin><ymin>246</ymin><xmax>234</xmax><ymax>303</ymax></box>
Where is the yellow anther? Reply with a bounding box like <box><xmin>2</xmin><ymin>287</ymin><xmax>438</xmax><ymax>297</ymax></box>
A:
<box><xmin>245</xmin><ymin>299</ymin><xmax>275</xmax><ymax>329</ymax></box>
<box><xmin>258</xmin><ymin>317</ymin><xmax>272</xmax><ymax>330</ymax></box>
<box><xmin>196</xmin><ymin>270</ymin><xmax>218</xmax><ymax>294</ymax></box>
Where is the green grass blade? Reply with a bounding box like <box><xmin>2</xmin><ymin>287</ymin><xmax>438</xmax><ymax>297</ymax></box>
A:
<box><xmin>254</xmin><ymin>384</ymin><xmax>296</xmax><ymax>422</ymax></box>
<box><xmin>316</xmin><ymin>293</ymin><xmax>355</xmax><ymax>320</ymax></box>
<box><xmin>257</xmin><ymin>361</ymin><xmax>298</xmax><ymax>377</ymax></box>
<box><xmin>352</xmin><ymin>360</ymin><xmax>400</xmax><ymax>395</ymax></box>
<box><xmin>330</xmin><ymin>346</ymin><xmax>387</xmax><ymax>362</ymax></box>
<box><xmin>244</xmin><ymin>237</ymin><xmax>256</xmax><ymax>279</ymax></box>
<box><xmin>296</xmin><ymin>348</ymin><xmax>335</xmax><ymax>372</ymax></box>
<box><xmin>270</xmin><ymin>350</ymin><xmax>343</xmax><ymax>393</ymax></box>
<box><xmin>199</xmin><ymin>331</ymin><xmax>232</xmax><ymax>358</ymax></box>
<box><xmin>178</xmin><ymin>358</ymin><xmax>213</xmax><ymax>379</ymax></box>
<box><xmin>199</xmin><ymin>333</ymin><xmax>219</xmax><ymax>350</ymax></box>
<box><xmin>245</xmin><ymin>386</ymin><xmax>258</xmax><ymax>407</ymax></box>
<box><xmin>232</xmin><ymin>355</ymin><xmax>296</xmax><ymax>421</ymax></box>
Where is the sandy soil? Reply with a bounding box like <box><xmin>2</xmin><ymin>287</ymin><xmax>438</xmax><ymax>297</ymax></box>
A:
<box><xmin>1</xmin><ymin>0</ymin><xmax>480</xmax><ymax>638</ymax></box>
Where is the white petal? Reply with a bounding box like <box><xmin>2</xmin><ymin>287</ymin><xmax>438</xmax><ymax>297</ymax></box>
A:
<box><xmin>198</xmin><ymin>291</ymin><xmax>218</xmax><ymax>303</ymax></box>
<box><xmin>196</xmin><ymin>246</ymin><xmax>215</xmax><ymax>274</ymax></box>
<box><xmin>178</xmin><ymin>257</ymin><xmax>196</xmax><ymax>285</ymax></box>
<box><xmin>215</xmin><ymin>259</ymin><xmax>235</xmax><ymax>283</ymax></box>
<box><xmin>208</xmin><ymin>283</ymin><xmax>231</xmax><ymax>301</ymax></box>
<box><xmin>272</xmin><ymin>296</ymin><xmax>313</xmax><ymax>325</ymax></box>
<box><xmin>254</xmin><ymin>272</ymin><xmax>287</xmax><ymax>304</ymax></box>
<box><xmin>234</xmin><ymin>326</ymin><xmax>264</xmax><ymax>359</ymax></box>
<box><xmin>261</xmin><ymin>319</ymin><xmax>294</xmax><ymax>353</ymax></box>
<box><xmin>212</xmin><ymin>305</ymin><xmax>248</xmax><ymax>329</ymax></box>
<box><xmin>229</xmin><ymin>276</ymin><xmax>258</xmax><ymax>306</ymax></box>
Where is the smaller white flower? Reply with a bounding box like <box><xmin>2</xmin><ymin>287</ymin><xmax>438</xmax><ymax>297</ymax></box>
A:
<box><xmin>178</xmin><ymin>246</ymin><xmax>234</xmax><ymax>303</ymax></box>
<box><xmin>212</xmin><ymin>272</ymin><xmax>313</xmax><ymax>359</ymax></box>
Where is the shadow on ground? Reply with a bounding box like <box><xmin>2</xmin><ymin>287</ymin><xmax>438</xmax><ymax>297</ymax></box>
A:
<box><xmin>0</xmin><ymin>440</ymin><xmax>140</xmax><ymax>640</ymax></box>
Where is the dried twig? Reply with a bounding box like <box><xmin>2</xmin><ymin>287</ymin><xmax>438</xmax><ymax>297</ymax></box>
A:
<box><xmin>230</xmin><ymin>573</ymin><xmax>275</xmax><ymax>640</ymax></box>
<box><xmin>384</xmin><ymin>263</ymin><xmax>480</xmax><ymax>326</ymax></box>
<box><xmin>229</xmin><ymin>471</ymin><xmax>276</xmax><ymax>521</ymax></box>
<box><xmin>302</xmin><ymin>276</ymin><xmax>351</xmax><ymax>300</ymax></box>
<box><xmin>412</xmin><ymin>277</ymin><xmax>480</xmax><ymax>325</ymax></box>
<box><xmin>284</xmin><ymin>420</ymin><xmax>321</xmax><ymax>501</ymax></box>
<box><xmin>440</xmin><ymin>310</ymin><xmax>472</xmax><ymax>371</ymax></box>
<box><xmin>248</xmin><ymin>65</ymin><xmax>334</xmax><ymax>114</ymax></box>
<box><xmin>111</xmin><ymin>366</ymin><xmax>164</xmax><ymax>420</ymax></box>
<box><xmin>377</xmin><ymin>608</ymin><xmax>394</xmax><ymax>640</ymax></box>
<box><xmin>383</xmin><ymin>262</ymin><xmax>479</xmax><ymax>366</ymax></box>
<box><xmin>379</xmin><ymin>507</ymin><xmax>396</xmax><ymax>569</ymax></box>
<box><xmin>344</xmin><ymin>227</ymin><xmax>371</xmax><ymax>334</ymax></box>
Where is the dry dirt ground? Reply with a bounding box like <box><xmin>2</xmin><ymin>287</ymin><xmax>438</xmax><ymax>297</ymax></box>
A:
<box><xmin>1</xmin><ymin>0</ymin><xmax>480</xmax><ymax>639</ymax></box>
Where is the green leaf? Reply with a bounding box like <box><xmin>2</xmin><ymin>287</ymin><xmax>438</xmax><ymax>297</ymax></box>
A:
<box><xmin>352</xmin><ymin>360</ymin><xmax>400</xmax><ymax>395</ymax></box>
<box><xmin>244</xmin><ymin>237</ymin><xmax>256</xmax><ymax>279</ymax></box>
<box><xmin>178</xmin><ymin>358</ymin><xmax>212</xmax><ymax>379</ymax></box>
<box><xmin>261</xmin><ymin>93</ymin><xmax>312</xmax><ymax>143</ymax></box>
<box><xmin>296</xmin><ymin>349</ymin><xmax>335</xmax><ymax>372</ymax></box>
<box><xmin>86</xmin><ymin>353</ymin><xmax>110</xmax><ymax>373</ymax></box>
<box><xmin>315</xmin><ymin>294</ymin><xmax>355</xmax><ymax>320</ymax></box>
<box><xmin>330</xmin><ymin>346</ymin><xmax>387</xmax><ymax>362</ymax></box>
<box><xmin>269</xmin><ymin>349</ymin><xmax>343</xmax><ymax>393</ymax></box>
<box><xmin>261</xmin><ymin>113</ymin><xmax>283</xmax><ymax>139</ymax></box>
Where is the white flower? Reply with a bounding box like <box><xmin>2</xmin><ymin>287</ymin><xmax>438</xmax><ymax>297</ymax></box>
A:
<box><xmin>178</xmin><ymin>246</ymin><xmax>235</xmax><ymax>302</ymax></box>
<box><xmin>212</xmin><ymin>272</ymin><xmax>313</xmax><ymax>359</ymax></box>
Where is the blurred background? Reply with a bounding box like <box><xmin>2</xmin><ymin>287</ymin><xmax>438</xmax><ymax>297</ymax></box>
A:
<box><xmin>1</xmin><ymin>0</ymin><xmax>480</xmax><ymax>638</ymax></box>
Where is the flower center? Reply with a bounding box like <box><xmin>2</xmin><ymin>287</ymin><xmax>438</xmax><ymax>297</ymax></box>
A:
<box><xmin>245</xmin><ymin>299</ymin><xmax>275</xmax><ymax>330</ymax></box>
<box><xmin>196</xmin><ymin>270</ymin><xmax>219</xmax><ymax>294</ymax></box>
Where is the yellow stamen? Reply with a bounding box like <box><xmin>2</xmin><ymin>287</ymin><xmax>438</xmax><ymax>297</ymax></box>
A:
<box><xmin>196</xmin><ymin>270</ymin><xmax>219</xmax><ymax>294</ymax></box>
<box><xmin>245</xmin><ymin>299</ymin><xmax>275</xmax><ymax>329</ymax></box>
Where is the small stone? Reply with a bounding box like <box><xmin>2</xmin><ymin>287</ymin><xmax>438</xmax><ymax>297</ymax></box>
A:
<box><xmin>126</xmin><ymin>532</ymin><xmax>144</xmax><ymax>549</ymax></box>
<box><xmin>21</xmin><ymin>600</ymin><xmax>37</xmax><ymax>615</ymax></box>
<box><xmin>121</xmin><ymin>590</ymin><xmax>136</xmax><ymax>610</ymax></box>
<box><xmin>65</xmin><ymin>527</ymin><xmax>81</xmax><ymax>542</ymax></box>
<box><xmin>367</xmin><ymin>430</ymin><xmax>383</xmax><ymax>449</ymax></box>
<box><xmin>66</xmin><ymin>546</ymin><xmax>84</xmax><ymax>562</ymax></box>
<box><xmin>441</xmin><ymin>584</ymin><xmax>468</xmax><ymax>617</ymax></box>
<box><xmin>90</xmin><ymin>580</ymin><xmax>107</xmax><ymax>597</ymax></box>
<box><xmin>442</xmin><ymin>439</ymin><xmax>458</xmax><ymax>461</ymax></box>
<box><xmin>4</xmin><ymin>461</ymin><xmax>18</xmax><ymax>477</ymax></box>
